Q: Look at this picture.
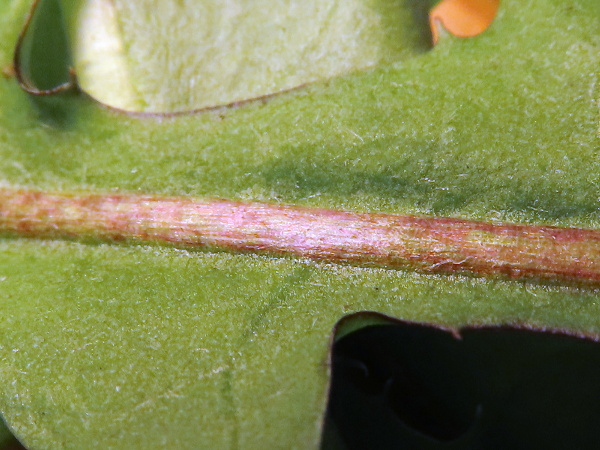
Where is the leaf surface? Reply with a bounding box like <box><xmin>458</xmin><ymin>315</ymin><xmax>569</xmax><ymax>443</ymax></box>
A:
<box><xmin>0</xmin><ymin>0</ymin><xmax>599</xmax><ymax>448</ymax></box>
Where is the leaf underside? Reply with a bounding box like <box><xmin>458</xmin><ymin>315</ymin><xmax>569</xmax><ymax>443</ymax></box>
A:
<box><xmin>27</xmin><ymin>0</ymin><xmax>434</xmax><ymax>113</ymax></box>
<box><xmin>0</xmin><ymin>0</ymin><xmax>599</xmax><ymax>448</ymax></box>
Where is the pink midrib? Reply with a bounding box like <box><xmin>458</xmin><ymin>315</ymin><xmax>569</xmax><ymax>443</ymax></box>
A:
<box><xmin>1</xmin><ymin>189</ymin><xmax>599</xmax><ymax>285</ymax></box>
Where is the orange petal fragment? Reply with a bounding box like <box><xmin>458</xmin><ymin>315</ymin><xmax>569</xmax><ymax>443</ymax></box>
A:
<box><xmin>430</xmin><ymin>0</ymin><xmax>500</xmax><ymax>45</ymax></box>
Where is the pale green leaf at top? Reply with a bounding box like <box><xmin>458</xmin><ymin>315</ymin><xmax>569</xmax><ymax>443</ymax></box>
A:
<box><xmin>0</xmin><ymin>0</ymin><xmax>599</xmax><ymax>448</ymax></box>
<box><xmin>61</xmin><ymin>0</ymin><xmax>431</xmax><ymax>113</ymax></box>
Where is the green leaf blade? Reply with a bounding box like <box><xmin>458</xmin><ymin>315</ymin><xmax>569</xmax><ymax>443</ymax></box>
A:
<box><xmin>0</xmin><ymin>0</ymin><xmax>599</xmax><ymax>448</ymax></box>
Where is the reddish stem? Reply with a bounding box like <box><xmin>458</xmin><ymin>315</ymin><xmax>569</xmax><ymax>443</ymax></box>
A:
<box><xmin>1</xmin><ymin>189</ymin><xmax>599</xmax><ymax>285</ymax></box>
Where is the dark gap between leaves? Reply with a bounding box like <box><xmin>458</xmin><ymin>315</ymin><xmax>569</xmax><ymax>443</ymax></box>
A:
<box><xmin>14</xmin><ymin>0</ymin><xmax>77</xmax><ymax>128</ymax></box>
<box><xmin>16</xmin><ymin>0</ymin><xmax>72</xmax><ymax>91</ymax></box>
<box><xmin>322</xmin><ymin>314</ymin><xmax>600</xmax><ymax>449</ymax></box>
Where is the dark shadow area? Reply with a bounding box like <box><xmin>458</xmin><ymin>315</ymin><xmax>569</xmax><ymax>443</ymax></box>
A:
<box><xmin>0</xmin><ymin>439</ymin><xmax>26</xmax><ymax>450</ymax></box>
<box><xmin>0</xmin><ymin>416</ymin><xmax>26</xmax><ymax>450</ymax></box>
<box><xmin>374</xmin><ymin>0</ymin><xmax>438</xmax><ymax>55</ymax></box>
<box><xmin>259</xmin><ymin>144</ymin><xmax>599</xmax><ymax>222</ymax></box>
<box><xmin>26</xmin><ymin>92</ymin><xmax>80</xmax><ymax>129</ymax></box>
<box><xmin>260</xmin><ymin>156</ymin><xmax>433</xmax><ymax>202</ymax></box>
<box><xmin>403</xmin><ymin>0</ymin><xmax>439</xmax><ymax>50</ymax></box>
<box><xmin>504</xmin><ymin>190</ymin><xmax>600</xmax><ymax>224</ymax></box>
<box><xmin>16</xmin><ymin>0</ymin><xmax>72</xmax><ymax>91</ymax></box>
<box><xmin>15</xmin><ymin>0</ymin><xmax>78</xmax><ymax>129</ymax></box>
<box><xmin>322</xmin><ymin>313</ymin><xmax>600</xmax><ymax>449</ymax></box>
